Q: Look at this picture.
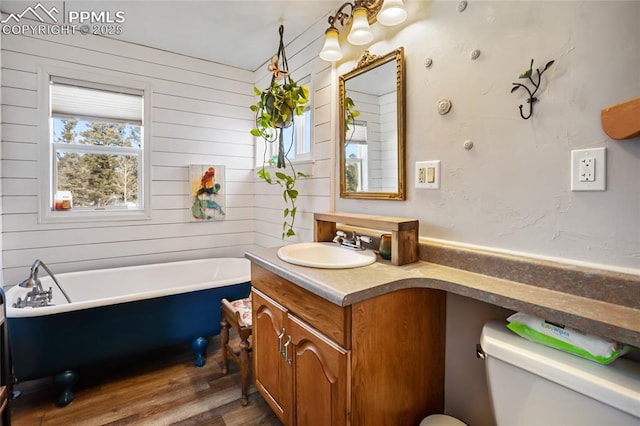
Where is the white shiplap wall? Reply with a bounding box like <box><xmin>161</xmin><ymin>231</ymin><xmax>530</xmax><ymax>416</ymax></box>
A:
<box><xmin>253</xmin><ymin>17</ymin><xmax>334</xmax><ymax>247</ymax></box>
<box><xmin>348</xmin><ymin>90</ymin><xmax>378</xmax><ymax>191</ymax></box>
<box><xmin>378</xmin><ymin>91</ymin><xmax>398</xmax><ymax>192</ymax></box>
<box><xmin>1</xmin><ymin>27</ymin><xmax>257</xmax><ymax>285</ymax></box>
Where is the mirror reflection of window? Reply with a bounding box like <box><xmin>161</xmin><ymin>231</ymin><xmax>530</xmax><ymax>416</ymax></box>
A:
<box><xmin>345</xmin><ymin>120</ymin><xmax>368</xmax><ymax>192</ymax></box>
<box><xmin>345</xmin><ymin>159</ymin><xmax>361</xmax><ymax>192</ymax></box>
<box><xmin>347</xmin><ymin>120</ymin><xmax>368</xmax><ymax>144</ymax></box>
<box><xmin>345</xmin><ymin>138</ymin><xmax>368</xmax><ymax>192</ymax></box>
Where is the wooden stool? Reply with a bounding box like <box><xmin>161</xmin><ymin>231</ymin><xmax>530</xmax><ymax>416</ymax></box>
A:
<box><xmin>220</xmin><ymin>297</ymin><xmax>252</xmax><ymax>406</ymax></box>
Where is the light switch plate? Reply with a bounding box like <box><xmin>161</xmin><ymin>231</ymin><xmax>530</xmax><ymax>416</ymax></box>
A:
<box><xmin>571</xmin><ymin>148</ymin><xmax>606</xmax><ymax>191</ymax></box>
<box><xmin>416</xmin><ymin>160</ymin><xmax>440</xmax><ymax>189</ymax></box>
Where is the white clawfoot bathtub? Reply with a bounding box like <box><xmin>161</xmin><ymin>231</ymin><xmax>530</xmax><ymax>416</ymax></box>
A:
<box><xmin>4</xmin><ymin>258</ymin><xmax>251</xmax><ymax>406</ymax></box>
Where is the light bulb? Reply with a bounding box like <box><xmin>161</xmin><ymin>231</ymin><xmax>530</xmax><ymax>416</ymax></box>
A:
<box><xmin>319</xmin><ymin>27</ymin><xmax>343</xmax><ymax>62</ymax></box>
<box><xmin>377</xmin><ymin>0</ymin><xmax>407</xmax><ymax>26</ymax></box>
<box><xmin>347</xmin><ymin>7</ymin><xmax>373</xmax><ymax>45</ymax></box>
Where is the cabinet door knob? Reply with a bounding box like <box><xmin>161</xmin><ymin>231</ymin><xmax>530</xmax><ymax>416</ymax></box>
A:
<box><xmin>278</xmin><ymin>328</ymin><xmax>286</xmax><ymax>355</ymax></box>
<box><xmin>283</xmin><ymin>336</ymin><xmax>292</xmax><ymax>366</ymax></box>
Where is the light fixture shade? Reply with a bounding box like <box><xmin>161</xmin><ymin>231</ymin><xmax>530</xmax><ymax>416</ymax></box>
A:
<box><xmin>377</xmin><ymin>0</ymin><xmax>407</xmax><ymax>26</ymax></box>
<box><xmin>347</xmin><ymin>7</ymin><xmax>374</xmax><ymax>45</ymax></box>
<box><xmin>319</xmin><ymin>27</ymin><xmax>343</xmax><ymax>62</ymax></box>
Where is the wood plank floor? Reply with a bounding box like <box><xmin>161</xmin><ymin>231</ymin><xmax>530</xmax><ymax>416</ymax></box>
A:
<box><xmin>9</xmin><ymin>334</ymin><xmax>282</xmax><ymax>425</ymax></box>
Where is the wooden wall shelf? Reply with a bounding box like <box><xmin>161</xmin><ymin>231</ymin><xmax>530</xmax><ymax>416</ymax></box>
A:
<box><xmin>314</xmin><ymin>212</ymin><xmax>419</xmax><ymax>266</ymax></box>
<box><xmin>601</xmin><ymin>97</ymin><xmax>640</xmax><ymax>140</ymax></box>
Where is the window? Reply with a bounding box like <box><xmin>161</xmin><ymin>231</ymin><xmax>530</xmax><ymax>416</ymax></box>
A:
<box><xmin>39</xmin><ymin>68</ymin><xmax>150</xmax><ymax>222</ymax></box>
<box><xmin>278</xmin><ymin>105</ymin><xmax>311</xmax><ymax>162</ymax></box>
<box><xmin>257</xmin><ymin>75</ymin><xmax>312</xmax><ymax>166</ymax></box>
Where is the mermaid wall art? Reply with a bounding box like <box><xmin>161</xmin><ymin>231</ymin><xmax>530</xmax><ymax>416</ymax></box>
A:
<box><xmin>189</xmin><ymin>164</ymin><xmax>225</xmax><ymax>221</ymax></box>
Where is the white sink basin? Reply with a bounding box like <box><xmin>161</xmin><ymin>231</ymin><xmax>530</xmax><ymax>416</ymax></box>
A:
<box><xmin>277</xmin><ymin>242</ymin><xmax>377</xmax><ymax>269</ymax></box>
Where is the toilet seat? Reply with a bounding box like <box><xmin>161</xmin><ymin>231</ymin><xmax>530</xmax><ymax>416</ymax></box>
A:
<box><xmin>419</xmin><ymin>414</ymin><xmax>467</xmax><ymax>426</ymax></box>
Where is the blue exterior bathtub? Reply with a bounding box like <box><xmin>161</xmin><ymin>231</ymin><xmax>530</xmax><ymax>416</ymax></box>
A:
<box><xmin>5</xmin><ymin>258</ymin><xmax>251</xmax><ymax>405</ymax></box>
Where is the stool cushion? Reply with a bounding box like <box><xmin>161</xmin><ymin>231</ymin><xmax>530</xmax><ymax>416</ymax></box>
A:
<box><xmin>420</xmin><ymin>414</ymin><xmax>467</xmax><ymax>426</ymax></box>
<box><xmin>223</xmin><ymin>297</ymin><xmax>252</xmax><ymax>327</ymax></box>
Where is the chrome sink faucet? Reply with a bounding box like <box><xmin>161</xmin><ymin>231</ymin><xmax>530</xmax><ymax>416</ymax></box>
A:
<box><xmin>332</xmin><ymin>231</ymin><xmax>371</xmax><ymax>250</ymax></box>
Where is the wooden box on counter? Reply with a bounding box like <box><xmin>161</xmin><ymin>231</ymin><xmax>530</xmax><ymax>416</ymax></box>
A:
<box><xmin>314</xmin><ymin>212</ymin><xmax>419</xmax><ymax>266</ymax></box>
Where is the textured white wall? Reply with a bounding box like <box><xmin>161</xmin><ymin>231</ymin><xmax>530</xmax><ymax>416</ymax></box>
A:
<box><xmin>335</xmin><ymin>0</ymin><xmax>640</xmax><ymax>273</ymax></box>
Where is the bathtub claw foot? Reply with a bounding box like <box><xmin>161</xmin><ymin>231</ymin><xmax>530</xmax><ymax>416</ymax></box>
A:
<box><xmin>54</xmin><ymin>370</ymin><xmax>78</xmax><ymax>407</ymax></box>
<box><xmin>191</xmin><ymin>337</ymin><xmax>208</xmax><ymax>367</ymax></box>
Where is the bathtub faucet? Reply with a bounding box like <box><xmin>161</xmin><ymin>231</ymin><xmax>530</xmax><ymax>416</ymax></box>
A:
<box><xmin>15</xmin><ymin>259</ymin><xmax>72</xmax><ymax>308</ymax></box>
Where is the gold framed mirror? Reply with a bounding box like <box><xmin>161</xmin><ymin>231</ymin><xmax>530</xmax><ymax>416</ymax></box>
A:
<box><xmin>339</xmin><ymin>47</ymin><xmax>405</xmax><ymax>200</ymax></box>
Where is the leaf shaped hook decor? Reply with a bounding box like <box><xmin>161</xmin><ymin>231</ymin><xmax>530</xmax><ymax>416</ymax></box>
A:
<box><xmin>511</xmin><ymin>59</ymin><xmax>555</xmax><ymax>119</ymax></box>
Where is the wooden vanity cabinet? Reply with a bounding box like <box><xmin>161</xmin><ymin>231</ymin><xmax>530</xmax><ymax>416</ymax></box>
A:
<box><xmin>251</xmin><ymin>263</ymin><xmax>446</xmax><ymax>426</ymax></box>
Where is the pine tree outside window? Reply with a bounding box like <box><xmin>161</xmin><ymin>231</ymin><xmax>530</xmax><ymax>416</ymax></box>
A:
<box><xmin>39</xmin><ymin>68</ymin><xmax>150</xmax><ymax>222</ymax></box>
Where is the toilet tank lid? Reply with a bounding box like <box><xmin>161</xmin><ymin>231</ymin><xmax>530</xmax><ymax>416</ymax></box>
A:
<box><xmin>480</xmin><ymin>320</ymin><xmax>640</xmax><ymax>419</ymax></box>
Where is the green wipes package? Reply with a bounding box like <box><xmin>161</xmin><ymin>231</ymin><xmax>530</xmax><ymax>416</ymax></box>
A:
<box><xmin>506</xmin><ymin>312</ymin><xmax>634</xmax><ymax>365</ymax></box>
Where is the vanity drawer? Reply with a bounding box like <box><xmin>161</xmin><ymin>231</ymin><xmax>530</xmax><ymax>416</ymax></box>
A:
<box><xmin>251</xmin><ymin>264</ymin><xmax>351</xmax><ymax>348</ymax></box>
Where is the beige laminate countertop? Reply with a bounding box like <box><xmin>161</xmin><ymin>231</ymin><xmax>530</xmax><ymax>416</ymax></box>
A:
<box><xmin>245</xmin><ymin>246</ymin><xmax>640</xmax><ymax>348</ymax></box>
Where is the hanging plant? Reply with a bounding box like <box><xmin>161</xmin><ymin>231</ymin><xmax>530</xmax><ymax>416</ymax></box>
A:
<box><xmin>250</xmin><ymin>61</ymin><xmax>309</xmax><ymax>146</ymax></box>
<box><xmin>250</xmin><ymin>25</ymin><xmax>309</xmax><ymax>239</ymax></box>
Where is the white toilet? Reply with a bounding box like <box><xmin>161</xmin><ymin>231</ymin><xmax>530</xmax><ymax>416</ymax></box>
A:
<box><xmin>421</xmin><ymin>320</ymin><xmax>640</xmax><ymax>426</ymax></box>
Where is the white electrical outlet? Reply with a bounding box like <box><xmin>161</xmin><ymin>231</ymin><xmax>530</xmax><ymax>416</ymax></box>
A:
<box><xmin>571</xmin><ymin>148</ymin><xmax>606</xmax><ymax>191</ymax></box>
<box><xmin>416</xmin><ymin>160</ymin><xmax>440</xmax><ymax>189</ymax></box>
<box><xmin>578</xmin><ymin>157</ymin><xmax>595</xmax><ymax>182</ymax></box>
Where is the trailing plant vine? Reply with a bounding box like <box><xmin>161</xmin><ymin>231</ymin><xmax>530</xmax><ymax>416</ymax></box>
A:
<box><xmin>250</xmin><ymin>76</ymin><xmax>309</xmax><ymax>151</ymax></box>
<box><xmin>257</xmin><ymin>157</ymin><xmax>308</xmax><ymax>239</ymax></box>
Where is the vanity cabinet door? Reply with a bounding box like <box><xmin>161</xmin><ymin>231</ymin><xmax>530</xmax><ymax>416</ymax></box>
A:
<box><xmin>252</xmin><ymin>289</ymin><xmax>292</xmax><ymax>424</ymax></box>
<box><xmin>287</xmin><ymin>314</ymin><xmax>350</xmax><ymax>426</ymax></box>
<box><xmin>253</xmin><ymin>286</ymin><xmax>350</xmax><ymax>426</ymax></box>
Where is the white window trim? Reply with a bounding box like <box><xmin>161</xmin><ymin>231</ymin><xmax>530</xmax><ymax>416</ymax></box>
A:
<box><xmin>254</xmin><ymin>115</ymin><xmax>315</xmax><ymax>178</ymax></box>
<box><xmin>37</xmin><ymin>65</ymin><xmax>152</xmax><ymax>223</ymax></box>
<box><xmin>293</xmin><ymin>106</ymin><xmax>312</xmax><ymax>163</ymax></box>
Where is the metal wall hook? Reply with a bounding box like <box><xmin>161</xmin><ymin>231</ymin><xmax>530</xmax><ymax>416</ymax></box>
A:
<box><xmin>511</xmin><ymin>59</ymin><xmax>555</xmax><ymax>120</ymax></box>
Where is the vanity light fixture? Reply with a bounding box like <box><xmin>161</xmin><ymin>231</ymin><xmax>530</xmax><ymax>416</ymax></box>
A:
<box><xmin>319</xmin><ymin>0</ymin><xmax>407</xmax><ymax>62</ymax></box>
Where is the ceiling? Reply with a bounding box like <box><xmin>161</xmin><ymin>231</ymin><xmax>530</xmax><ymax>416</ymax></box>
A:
<box><xmin>1</xmin><ymin>0</ymin><xmax>337</xmax><ymax>71</ymax></box>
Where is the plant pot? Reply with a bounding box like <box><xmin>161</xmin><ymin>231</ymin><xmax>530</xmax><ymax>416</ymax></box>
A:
<box><xmin>265</xmin><ymin>94</ymin><xmax>294</xmax><ymax>128</ymax></box>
